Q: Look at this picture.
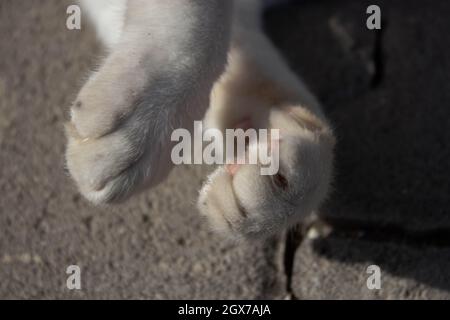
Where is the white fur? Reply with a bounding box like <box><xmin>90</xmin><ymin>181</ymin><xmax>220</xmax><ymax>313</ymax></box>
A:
<box><xmin>66</xmin><ymin>0</ymin><xmax>335</xmax><ymax>239</ymax></box>
<box><xmin>67</xmin><ymin>0</ymin><xmax>232</xmax><ymax>203</ymax></box>
<box><xmin>79</xmin><ymin>0</ymin><xmax>126</xmax><ymax>49</ymax></box>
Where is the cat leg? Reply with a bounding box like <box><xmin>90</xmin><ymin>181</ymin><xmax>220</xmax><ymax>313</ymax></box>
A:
<box><xmin>79</xmin><ymin>0</ymin><xmax>127</xmax><ymax>49</ymax></box>
<box><xmin>198</xmin><ymin>0</ymin><xmax>335</xmax><ymax>240</ymax></box>
<box><xmin>66</xmin><ymin>0</ymin><xmax>233</xmax><ymax>204</ymax></box>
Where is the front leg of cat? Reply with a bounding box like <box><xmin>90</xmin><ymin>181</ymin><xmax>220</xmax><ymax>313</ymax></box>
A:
<box><xmin>198</xmin><ymin>0</ymin><xmax>335</xmax><ymax>240</ymax></box>
<box><xmin>66</xmin><ymin>0</ymin><xmax>232</xmax><ymax>203</ymax></box>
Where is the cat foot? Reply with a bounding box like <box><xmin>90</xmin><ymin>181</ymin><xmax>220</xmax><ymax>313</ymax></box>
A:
<box><xmin>197</xmin><ymin>107</ymin><xmax>335</xmax><ymax>240</ymax></box>
<box><xmin>66</xmin><ymin>51</ymin><xmax>215</xmax><ymax>204</ymax></box>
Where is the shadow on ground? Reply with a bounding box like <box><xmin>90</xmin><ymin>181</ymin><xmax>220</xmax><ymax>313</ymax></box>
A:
<box><xmin>266</xmin><ymin>0</ymin><xmax>450</xmax><ymax>295</ymax></box>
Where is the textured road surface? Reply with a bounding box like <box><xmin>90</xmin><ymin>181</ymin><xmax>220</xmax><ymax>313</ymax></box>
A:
<box><xmin>0</xmin><ymin>0</ymin><xmax>449</xmax><ymax>299</ymax></box>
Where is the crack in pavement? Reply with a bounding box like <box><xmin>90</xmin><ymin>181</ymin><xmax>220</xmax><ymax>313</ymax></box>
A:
<box><xmin>370</xmin><ymin>23</ymin><xmax>386</xmax><ymax>88</ymax></box>
<box><xmin>282</xmin><ymin>225</ymin><xmax>307</xmax><ymax>300</ymax></box>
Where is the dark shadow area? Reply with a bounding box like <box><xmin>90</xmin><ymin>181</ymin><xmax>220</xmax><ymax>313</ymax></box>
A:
<box><xmin>265</xmin><ymin>0</ymin><xmax>450</xmax><ymax>292</ymax></box>
<box><xmin>311</xmin><ymin>235</ymin><xmax>450</xmax><ymax>293</ymax></box>
<box><xmin>265</xmin><ymin>0</ymin><xmax>450</xmax><ymax>231</ymax></box>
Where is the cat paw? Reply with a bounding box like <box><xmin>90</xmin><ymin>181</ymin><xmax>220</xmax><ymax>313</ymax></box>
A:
<box><xmin>197</xmin><ymin>107</ymin><xmax>335</xmax><ymax>239</ymax></box>
<box><xmin>65</xmin><ymin>54</ymin><xmax>211</xmax><ymax>204</ymax></box>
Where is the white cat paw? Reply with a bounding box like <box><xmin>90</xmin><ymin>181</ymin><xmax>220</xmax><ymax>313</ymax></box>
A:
<box><xmin>197</xmin><ymin>107</ymin><xmax>335</xmax><ymax>239</ymax></box>
<box><xmin>66</xmin><ymin>53</ymin><xmax>212</xmax><ymax>204</ymax></box>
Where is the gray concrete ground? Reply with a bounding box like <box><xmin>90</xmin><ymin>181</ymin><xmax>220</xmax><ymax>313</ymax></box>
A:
<box><xmin>0</xmin><ymin>0</ymin><xmax>449</xmax><ymax>299</ymax></box>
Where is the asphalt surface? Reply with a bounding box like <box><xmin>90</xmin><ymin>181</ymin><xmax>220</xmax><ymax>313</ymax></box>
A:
<box><xmin>0</xmin><ymin>0</ymin><xmax>449</xmax><ymax>299</ymax></box>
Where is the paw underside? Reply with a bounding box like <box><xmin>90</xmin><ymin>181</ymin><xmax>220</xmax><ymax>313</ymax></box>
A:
<box><xmin>198</xmin><ymin>105</ymin><xmax>335</xmax><ymax>240</ymax></box>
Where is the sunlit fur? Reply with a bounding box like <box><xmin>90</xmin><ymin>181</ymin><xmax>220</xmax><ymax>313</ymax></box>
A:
<box><xmin>66</xmin><ymin>0</ymin><xmax>335</xmax><ymax>239</ymax></box>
